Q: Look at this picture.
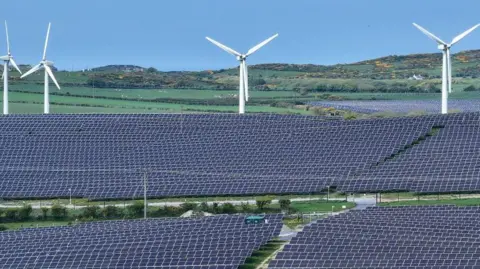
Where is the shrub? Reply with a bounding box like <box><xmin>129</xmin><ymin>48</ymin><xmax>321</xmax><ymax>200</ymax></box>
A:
<box><xmin>199</xmin><ymin>202</ymin><xmax>210</xmax><ymax>212</ymax></box>
<box><xmin>256</xmin><ymin>197</ymin><xmax>273</xmax><ymax>211</ymax></box>
<box><xmin>5</xmin><ymin>208</ymin><xmax>18</xmax><ymax>221</ymax></box>
<box><xmin>18</xmin><ymin>204</ymin><xmax>33</xmax><ymax>221</ymax></box>
<box><xmin>180</xmin><ymin>203</ymin><xmax>197</xmax><ymax>212</ymax></box>
<box><xmin>102</xmin><ymin>206</ymin><xmax>121</xmax><ymax>218</ymax></box>
<box><xmin>212</xmin><ymin>203</ymin><xmax>220</xmax><ymax>214</ymax></box>
<box><xmin>0</xmin><ymin>224</ymin><xmax>7</xmax><ymax>231</ymax></box>
<box><xmin>51</xmin><ymin>204</ymin><xmax>68</xmax><ymax>220</ymax></box>
<box><xmin>82</xmin><ymin>205</ymin><xmax>101</xmax><ymax>219</ymax></box>
<box><xmin>40</xmin><ymin>207</ymin><xmax>49</xmax><ymax>220</ymax></box>
<box><xmin>240</xmin><ymin>202</ymin><xmax>252</xmax><ymax>213</ymax></box>
<box><xmin>279</xmin><ymin>199</ymin><xmax>291</xmax><ymax>212</ymax></box>
<box><xmin>126</xmin><ymin>201</ymin><xmax>144</xmax><ymax>218</ymax></box>
<box><xmin>220</xmin><ymin>203</ymin><xmax>237</xmax><ymax>214</ymax></box>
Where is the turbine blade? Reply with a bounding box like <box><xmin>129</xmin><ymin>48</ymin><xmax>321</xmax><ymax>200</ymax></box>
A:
<box><xmin>9</xmin><ymin>58</ymin><xmax>22</xmax><ymax>74</ymax></box>
<box><xmin>450</xmin><ymin>24</ymin><xmax>480</xmax><ymax>45</ymax></box>
<box><xmin>246</xmin><ymin>33</ymin><xmax>279</xmax><ymax>56</ymax></box>
<box><xmin>243</xmin><ymin>61</ymin><xmax>249</xmax><ymax>101</ymax></box>
<box><xmin>447</xmin><ymin>49</ymin><xmax>452</xmax><ymax>93</ymax></box>
<box><xmin>45</xmin><ymin>65</ymin><xmax>60</xmax><ymax>90</ymax></box>
<box><xmin>412</xmin><ymin>23</ymin><xmax>447</xmax><ymax>45</ymax></box>
<box><xmin>205</xmin><ymin>37</ymin><xmax>241</xmax><ymax>57</ymax></box>
<box><xmin>43</xmin><ymin>23</ymin><xmax>51</xmax><ymax>61</ymax></box>
<box><xmin>5</xmin><ymin>21</ymin><xmax>10</xmax><ymax>55</ymax></box>
<box><xmin>20</xmin><ymin>64</ymin><xmax>42</xmax><ymax>79</ymax></box>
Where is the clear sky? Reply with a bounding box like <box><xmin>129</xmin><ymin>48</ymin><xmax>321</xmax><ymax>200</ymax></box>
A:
<box><xmin>3</xmin><ymin>0</ymin><xmax>480</xmax><ymax>71</ymax></box>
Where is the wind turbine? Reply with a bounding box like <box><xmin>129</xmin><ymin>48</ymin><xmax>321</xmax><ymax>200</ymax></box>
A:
<box><xmin>413</xmin><ymin>23</ymin><xmax>480</xmax><ymax>114</ymax></box>
<box><xmin>21</xmin><ymin>23</ymin><xmax>60</xmax><ymax>114</ymax></box>
<box><xmin>206</xmin><ymin>34</ymin><xmax>278</xmax><ymax>114</ymax></box>
<box><xmin>0</xmin><ymin>21</ymin><xmax>22</xmax><ymax>115</ymax></box>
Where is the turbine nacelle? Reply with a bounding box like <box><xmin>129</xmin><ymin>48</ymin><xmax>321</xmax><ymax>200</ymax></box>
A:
<box><xmin>0</xmin><ymin>55</ymin><xmax>9</xmax><ymax>61</ymax></box>
<box><xmin>236</xmin><ymin>55</ymin><xmax>247</xmax><ymax>61</ymax></box>
<box><xmin>438</xmin><ymin>44</ymin><xmax>449</xmax><ymax>50</ymax></box>
<box><xmin>42</xmin><ymin>60</ymin><xmax>54</xmax><ymax>66</ymax></box>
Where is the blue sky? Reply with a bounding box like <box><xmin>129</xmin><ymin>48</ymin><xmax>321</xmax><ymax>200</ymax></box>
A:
<box><xmin>3</xmin><ymin>0</ymin><xmax>480</xmax><ymax>71</ymax></box>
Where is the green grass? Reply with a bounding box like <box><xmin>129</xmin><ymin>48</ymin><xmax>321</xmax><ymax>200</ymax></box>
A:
<box><xmin>380</xmin><ymin>198</ymin><xmax>480</xmax><ymax>207</ymax></box>
<box><xmin>4</xmin><ymin>92</ymin><xmax>312</xmax><ymax>114</ymax></box>
<box><xmin>2</xmin><ymin>220</ymin><xmax>71</xmax><ymax>230</ymax></box>
<box><xmin>286</xmin><ymin>201</ymin><xmax>355</xmax><ymax>213</ymax></box>
<box><xmin>239</xmin><ymin>240</ymin><xmax>286</xmax><ymax>269</ymax></box>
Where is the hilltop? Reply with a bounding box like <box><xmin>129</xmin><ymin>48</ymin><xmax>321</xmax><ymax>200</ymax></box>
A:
<box><xmin>7</xmin><ymin>49</ymin><xmax>480</xmax><ymax>95</ymax></box>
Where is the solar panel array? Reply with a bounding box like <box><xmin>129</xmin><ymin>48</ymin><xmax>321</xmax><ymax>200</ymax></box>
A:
<box><xmin>0</xmin><ymin>113</ymin><xmax>478</xmax><ymax>199</ymax></box>
<box><xmin>0</xmin><ymin>214</ymin><xmax>282</xmax><ymax>269</ymax></box>
<box><xmin>270</xmin><ymin>205</ymin><xmax>480</xmax><ymax>269</ymax></box>
<box><xmin>339</xmin><ymin>112</ymin><xmax>480</xmax><ymax>193</ymax></box>
<box><xmin>309</xmin><ymin>99</ymin><xmax>480</xmax><ymax>114</ymax></box>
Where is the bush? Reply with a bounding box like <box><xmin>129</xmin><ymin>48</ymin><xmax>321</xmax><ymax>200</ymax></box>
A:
<box><xmin>279</xmin><ymin>199</ymin><xmax>291</xmax><ymax>212</ymax></box>
<box><xmin>0</xmin><ymin>225</ymin><xmax>7</xmax><ymax>231</ymax></box>
<box><xmin>240</xmin><ymin>202</ymin><xmax>251</xmax><ymax>213</ymax></box>
<box><xmin>19</xmin><ymin>204</ymin><xmax>33</xmax><ymax>221</ymax></box>
<box><xmin>5</xmin><ymin>208</ymin><xmax>18</xmax><ymax>221</ymax></box>
<box><xmin>40</xmin><ymin>207</ymin><xmax>49</xmax><ymax>220</ymax></box>
<box><xmin>51</xmin><ymin>204</ymin><xmax>68</xmax><ymax>220</ymax></box>
<box><xmin>180</xmin><ymin>203</ymin><xmax>198</xmax><ymax>212</ymax></box>
<box><xmin>212</xmin><ymin>203</ymin><xmax>220</xmax><ymax>214</ymax></box>
<box><xmin>82</xmin><ymin>205</ymin><xmax>101</xmax><ymax>219</ymax></box>
<box><xmin>220</xmin><ymin>203</ymin><xmax>237</xmax><ymax>214</ymax></box>
<box><xmin>199</xmin><ymin>202</ymin><xmax>210</xmax><ymax>212</ymax></box>
<box><xmin>102</xmin><ymin>206</ymin><xmax>121</xmax><ymax>218</ymax></box>
<box><xmin>256</xmin><ymin>197</ymin><xmax>273</xmax><ymax>211</ymax></box>
<box><xmin>126</xmin><ymin>201</ymin><xmax>144</xmax><ymax>218</ymax></box>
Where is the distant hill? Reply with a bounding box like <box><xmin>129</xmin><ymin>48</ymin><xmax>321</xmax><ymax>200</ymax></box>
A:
<box><xmin>10</xmin><ymin>50</ymin><xmax>480</xmax><ymax>94</ymax></box>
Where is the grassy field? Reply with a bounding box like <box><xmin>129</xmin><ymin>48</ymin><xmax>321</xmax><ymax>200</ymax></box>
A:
<box><xmin>2</xmin><ymin>220</ymin><xmax>71</xmax><ymax>230</ymax></box>
<box><xmin>5</xmin><ymin>92</ymin><xmax>311</xmax><ymax>114</ymax></box>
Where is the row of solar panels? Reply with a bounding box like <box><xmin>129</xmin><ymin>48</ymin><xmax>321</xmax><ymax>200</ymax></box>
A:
<box><xmin>0</xmin><ymin>113</ymin><xmax>479</xmax><ymax>199</ymax></box>
<box><xmin>269</xmin><ymin>206</ymin><xmax>480</xmax><ymax>269</ymax></box>
<box><xmin>0</xmin><ymin>214</ymin><xmax>283</xmax><ymax>269</ymax></box>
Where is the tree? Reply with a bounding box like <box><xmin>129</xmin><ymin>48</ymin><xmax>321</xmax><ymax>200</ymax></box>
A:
<box><xmin>126</xmin><ymin>201</ymin><xmax>144</xmax><ymax>218</ymax></box>
<box><xmin>220</xmin><ymin>203</ymin><xmax>237</xmax><ymax>214</ymax></box>
<box><xmin>82</xmin><ymin>205</ymin><xmax>101</xmax><ymax>219</ymax></box>
<box><xmin>5</xmin><ymin>208</ymin><xmax>18</xmax><ymax>221</ymax></box>
<box><xmin>41</xmin><ymin>207</ymin><xmax>49</xmax><ymax>220</ymax></box>
<box><xmin>146</xmin><ymin>67</ymin><xmax>158</xmax><ymax>73</ymax></box>
<box><xmin>102</xmin><ymin>206</ymin><xmax>120</xmax><ymax>218</ymax></box>
<box><xmin>51</xmin><ymin>204</ymin><xmax>68</xmax><ymax>220</ymax></box>
<box><xmin>180</xmin><ymin>203</ymin><xmax>198</xmax><ymax>212</ymax></box>
<box><xmin>19</xmin><ymin>204</ymin><xmax>33</xmax><ymax>221</ymax></box>
<box><xmin>279</xmin><ymin>199</ymin><xmax>291</xmax><ymax>212</ymax></box>
<box><xmin>212</xmin><ymin>203</ymin><xmax>220</xmax><ymax>214</ymax></box>
<box><xmin>199</xmin><ymin>202</ymin><xmax>210</xmax><ymax>212</ymax></box>
<box><xmin>256</xmin><ymin>197</ymin><xmax>273</xmax><ymax>211</ymax></box>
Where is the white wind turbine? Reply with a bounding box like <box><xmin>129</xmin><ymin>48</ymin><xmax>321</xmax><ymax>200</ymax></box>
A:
<box><xmin>206</xmin><ymin>34</ymin><xmax>278</xmax><ymax>114</ymax></box>
<box><xmin>0</xmin><ymin>21</ymin><xmax>22</xmax><ymax>115</ymax></box>
<box><xmin>413</xmin><ymin>23</ymin><xmax>480</xmax><ymax>114</ymax></box>
<box><xmin>21</xmin><ymin>23</ymin><xmax>60</xmax><ymax>114</ymax></box>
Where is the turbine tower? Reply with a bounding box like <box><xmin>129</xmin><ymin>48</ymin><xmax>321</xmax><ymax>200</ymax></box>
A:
<box><xmin>206</xmin><ymin>34</ymin><xmax>278</xmax><ymax>114</ymax></box>
<box><xmin>21</xmin><ymin>23</ymin><xmax>60</xmax><ymax>114</ymax></box>
<box><xmin>413</xmin><ymin>23</ymin><xmax>480</xmax><ymax>114</ymax></box>
<box><xmin>0</xmin><ymin>21</ymin><xmax>22</xmax><ymax>115</ymax></box>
